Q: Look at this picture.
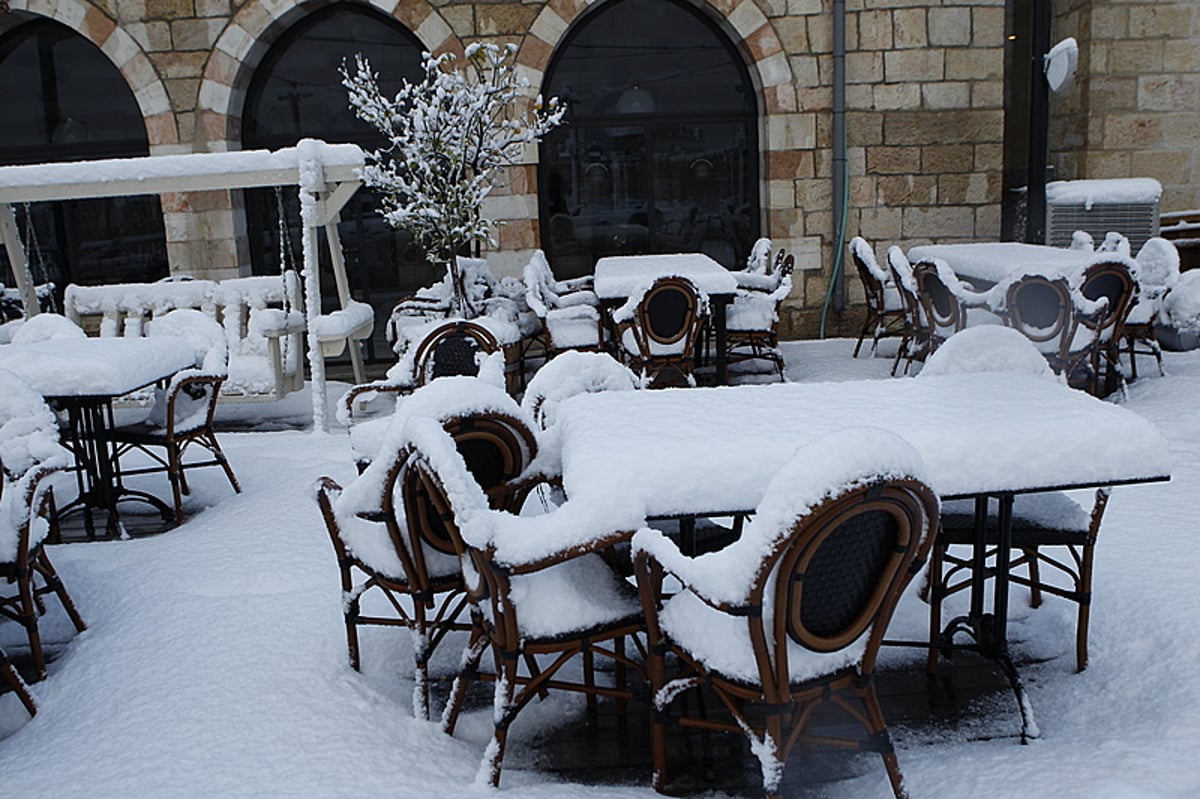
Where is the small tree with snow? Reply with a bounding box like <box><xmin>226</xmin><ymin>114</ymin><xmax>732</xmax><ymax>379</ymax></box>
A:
<box><xmin>342</xmin><ymin>43</ymin><xmax>564</xmax><ymax>317</ymax></box>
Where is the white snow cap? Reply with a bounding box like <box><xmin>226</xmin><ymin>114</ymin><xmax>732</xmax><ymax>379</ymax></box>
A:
<box><xmin>10</xmin><ymin>313</ymin><xmax>86</xmax><ymax>344</ymax></box>
<box><xmin>920</xmin><ymin>326</ymin><xmax>1059</xmax><ymax>380</ymax></box>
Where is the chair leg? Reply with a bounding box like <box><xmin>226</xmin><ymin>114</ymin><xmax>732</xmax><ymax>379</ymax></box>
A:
<box><xmin>167</xmin><ymin>443</ymin><xmax>185</xmax><ymax>525</ymax></box>
<box><xmin>1024</xmin><ymin>547</ymin><xmax>1043</xmax><ymax>608</ymax></box>
<box><xmin>411</xmin><ymin>602</ymin><xmax>432</xmax><ymax>721</ymax></box>
<box><xmin>33</xmin><ymin>550</ymin><xmax>87</xmax><ymax>634</ymax></box>
<box><xmin>209</xmin><ymin>437</ymin><xmax>242</xmax><ymax>494</ymax></box>
<box><xmin>442</xmin><ymin>621</ymin><xmax>488</xmax><ymax>735</ymax></box>
<box><xmin>482</xmin><ymin>652</ymin><xmax>520</xmax><ymax>787</ymax></box>
<box><xmin>863</xmin><ymin>682</ymin><xmax>907</xmax><ymax>799</ymax></box>
<box><xmin>17</xmin><ymin>569</ymin><xmax>47</xmax><ymax>682</ymax></box>
<box><xmin>1</xmin><ymin>649</ymin><xmax>36</xmax><ymax>717</ymax></box>
<box><xmin>926</xmin><ymin>542</ymin><xmax>945</xmax><ymax>675</ymax></box>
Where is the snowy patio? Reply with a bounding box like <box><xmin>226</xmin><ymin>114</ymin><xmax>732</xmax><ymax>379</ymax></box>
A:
<box><xmin>1</xmin><ymin>337</ymin><xmax>1196</xmax><ymax>797</ymax></box>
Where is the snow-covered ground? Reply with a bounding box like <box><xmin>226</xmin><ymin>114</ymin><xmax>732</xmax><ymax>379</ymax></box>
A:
<box><xmin>2</xmin><ymin>337</ymin><xmax>1197</xmax><ymax>798</ymax></box>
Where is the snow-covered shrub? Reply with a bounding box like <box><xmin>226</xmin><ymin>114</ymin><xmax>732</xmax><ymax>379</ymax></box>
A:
<box><xmin>342</xmin><ymin>43</ymin><xmax>564</xmax><ymax>317</ymax></box>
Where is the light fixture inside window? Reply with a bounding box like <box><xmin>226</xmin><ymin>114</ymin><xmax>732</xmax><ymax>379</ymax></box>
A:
<box><xmin>616</xmin><ymin>84</ymin><xmax>656</xmax><ymax>114</ymax></box>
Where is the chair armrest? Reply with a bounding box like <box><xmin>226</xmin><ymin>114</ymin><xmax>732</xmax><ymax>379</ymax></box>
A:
<box><xmin>630</xmin><ymin>526</ymin><xmax>756</xmax><ymax>612</ymax></box>
<box><xmin>338</xmin><ymin>379</ymin><xmax>416</xmax><ymax>421</ymax></box>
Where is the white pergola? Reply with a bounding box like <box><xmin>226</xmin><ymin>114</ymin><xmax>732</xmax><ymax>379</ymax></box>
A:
<box><xmin>0</xmin><ymin>139</ymin><xmax>368</xmax><ymax>430</ymax></box>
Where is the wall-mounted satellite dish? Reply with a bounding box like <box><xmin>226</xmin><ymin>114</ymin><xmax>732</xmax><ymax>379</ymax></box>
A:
<box><xmin>1044</xmin><ymin>37</ymin><xmax>1078</xmax><ymax>94</ymax></box>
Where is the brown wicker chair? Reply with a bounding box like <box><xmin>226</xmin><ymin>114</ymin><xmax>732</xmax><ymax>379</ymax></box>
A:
<box><xmin>613</xmin><ymin>275</ymin><xmax>707</xmax><ymax>387</ymax></box>
<box><xmin>340</xmin><ymin>319</ymin><xmax>503</xmax><ymax>422</ymax></box>
<box><xmin>0</xmin><ymin>461</ymin><xmax>88</xmax><ymax>682</ymax></box>
<box><xmin>850</xmin><ymin>237</ymin><xmax>907</xmax><ymax>358</ymax></box>
<box><xmin>394</xmin><ymin>417</ymin><xmax>643</xmax><ymax>787</ymax></box>
<box><xmin>632</xmin><ymin>431</ymin><xmax>938</xmax><ymax>799</ymax></box>
<box><xmin>928</xmin><ymin>489</ymin><xmax>1109</xmax><ymax>673</ymax></box>
<box><xmin>102</xmin><ymin>310</ymin><xmax>241</xmax><ymax>525</ymax></box>
<box><xmin>316</xmin><ymin>405</ymin><xmax>538</xmax><ymax>720</ymax></box>
<box><xmin>1000</xmin><ymin>273</ymin><xmax>1095</xmax><ymax>378</ymax></box>
<box><xmin>1075</xmin><ymin>259</ymin><xmax>1137</xmax><ymax>396</ymax></box>
<box><xmin>724</xmin><ymin>251</ymin><xmax>795</xmax><ymax>379</ymax></box>
<box><xmin>886</xmin><ymin>246</ymin><xmax>930</xmax><ymax>376</ymax></box>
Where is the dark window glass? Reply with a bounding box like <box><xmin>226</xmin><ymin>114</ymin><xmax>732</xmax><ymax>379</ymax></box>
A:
<box><xmin>242</xmin><ymin>5</ymin><xmax>430</xmax><ymax>362</ymax></box>
<box><xmin>0</xmin><ymin>19</ymin><xmax>168</xmax><ymax>290</ymax></box>
<box><xmin>540</xmin><ymin>0</ymin><xmax>759</xmax><ymax>277</ymax></box>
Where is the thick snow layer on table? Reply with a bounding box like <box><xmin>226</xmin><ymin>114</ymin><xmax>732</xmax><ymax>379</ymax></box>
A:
<box><xmin>556</xmin><ymin>374</ymin><xmax>1170</xmax><ymax>517</ymax></box>
<box><xmin>592</xmin><ymin>253</ymin><xmax>738</xmax><ymax>300</ymax></box>
<box><xmin>4</xmin><ymin>340</ymin><xmax>1200</xmax><ymax>799</ymax></box>
<box><xmin>0</xmin><ymin>336</ymin><xmax>198</xmax><ymax>397</ymax></box>
<box><xmin>907</xmin><ymin>242</ymin><xmax>1096</xmax><ymax>285</ymax></box>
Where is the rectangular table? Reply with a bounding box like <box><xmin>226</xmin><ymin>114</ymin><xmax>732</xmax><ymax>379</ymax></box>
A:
<box><xmin>908</xmin><ymin>242</ymin><xmax>1095</xmax><ymax>287</ymax></box>
<box><xmin>594</xmin><ymin>253</ymin><xmax>739</xmax><ymax>384</ymax></box>
<box><xmin>0</xmin><ymin>336</ymin><xmax>198</xmax><ymax>536</ymax></box>
<box><xmin>555</xmin><ymin>374</ymin><xmax>1171</xmax><ymax>739</ymax></box>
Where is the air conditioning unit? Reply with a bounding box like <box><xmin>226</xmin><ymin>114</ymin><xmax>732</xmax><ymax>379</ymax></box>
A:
<box><xmin>1045</xmin><ymin>178</ymin><xmax>1162</xmax><ymax>252</ymax></box>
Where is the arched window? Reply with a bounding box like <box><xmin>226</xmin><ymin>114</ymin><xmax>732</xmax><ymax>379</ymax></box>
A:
<box><xmin>242</xmin><ymin>4</ymin><xmax>429</xmax><ymax>361</ymax></box>
<box><xmin>0</xmin><ymin>18</ymin><xmax>168</xmax><ymax>289</ymax></box>
<box><xmin>539</xmin><ymin>0</ymin><xmax>759</xmax><ymax>277</ymax></box>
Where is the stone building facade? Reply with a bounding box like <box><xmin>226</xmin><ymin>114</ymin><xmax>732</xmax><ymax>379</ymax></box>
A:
<box><xmin>0</xmin><ymin>0</ymin><xmax>1196</xmax><ymax>338</ymax></box>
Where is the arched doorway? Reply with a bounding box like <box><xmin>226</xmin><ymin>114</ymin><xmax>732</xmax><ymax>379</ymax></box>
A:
<box><xmin>241</xmin><ymin>4</ymin><xmax>428</xmax><ymax>362</ymax></box>
<box><xmin>539</xmin><ymin>0</ymin><xmax>759</xmax><ymax>278</ymax></box>
<box><xmin>0</xmin><ymin>17</ymin><xmax>168</xmax><ymax>293</ymax></box>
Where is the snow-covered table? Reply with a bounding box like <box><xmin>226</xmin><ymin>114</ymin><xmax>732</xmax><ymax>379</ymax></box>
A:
<box><xmin>0</xmin><ymin>336</ymin><xmax>198</xmax><ymax>536</ymax></box>
<box><xmin>593</xmin><ymin>253</ymin><xmax>739</xmax><ymax>384</ymax></box>
<box><xmin>908</xmin><ymin>242</ymin><xmax>1094</xmax><ymax>287</ymax></box>
<box><xmin>555</xmin><ymin>373</ymin><xmax>1170</xmax><ymax>741</ymax></box>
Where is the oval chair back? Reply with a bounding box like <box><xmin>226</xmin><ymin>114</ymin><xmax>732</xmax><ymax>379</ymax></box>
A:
<box><xmin>1004</xmin><ymin>274</ymin><xmax>1074</xmax><ymax>354</ymax></box>
<box><xmin>413</xmin><ymin>320</ymin><xmax>501</xmax><ymax>384</ymax></box>
<box><xmin>1077</xmin><ymin>260</ymin><xmax>1136</xmax><ymax>342</ymax></box>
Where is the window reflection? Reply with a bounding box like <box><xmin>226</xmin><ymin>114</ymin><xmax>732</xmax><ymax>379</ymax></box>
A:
<box><xmin>241</xmin><ymin>5</ymin><xmax>428</xmax><ymax>362</ymax></box>
<box><xmin>0</xmin><ymin>18</ymin><xmax>168</xmax><ymax>290</ymax></box>
<box><xmin>539</xmin><ymin>0</ymin><xmax>759</xmax><ymax>277</ymax></box>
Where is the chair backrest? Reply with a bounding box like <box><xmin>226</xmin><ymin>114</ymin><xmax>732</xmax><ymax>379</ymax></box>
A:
<box><xmin>912</xmin><ymin>259</ymin><xmax>966</xmax><ymax>336</ymax></box>
<box><xmin>1077</xmin><ymin>259</ymin><xmax>1136</xmax><ymax>340</ymax></box>
<box><xmin>619</xmin><ymin>276</ymin><xmax>705</xmax><ymax>361</ymax></box>
<box><xmin>9</xmin><ymin>313</ymin><xmax>86</xmax><ymax>344</ymax></box>
<box><xmin>1004</xmin><ymin>274</ymin><xmax>1075</xmax><ymax>351</ymax></box>
<box><xmin>520</xmin><ymin>351</ymin><xmax>639</xmax><ymax>430</ymax></box>
<box><xmin>850</xmin><ymin>237</ymin><xmax>890</xmax><ymax>313</ymax></box>
<box><xmin>746</xmin><ymin>237</ymin><xmax>773</xmax><ymax>274</ymax></box>
<box><xmin>768</xmin><ymin>479</ymin><xmax>936</xmax><ymax>669</ymax></box>
<box><xmin>411</xmin><ymin>320</ymin><xmax>502</xmax><ymax>386</ymax></box>
<box><xmin>149</xmin><ymin>308</ymin><xmax>228</xmax><ymax>374</ymax></box>
<box><xmin>400</xmin><ymin>411</ymin><xmax>536</xmax><ymax>561</ymax></box>
<box><xmin>886</xmin><ymin>246</ymin><xmax>922</xmax><ymax>323</ymax></box>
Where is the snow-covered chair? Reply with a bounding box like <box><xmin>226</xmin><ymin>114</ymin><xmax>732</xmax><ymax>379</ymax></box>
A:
<box><xmin>1123</xmin><ymin>237</ymin><xmax>1181</xmax><ymax>379</ymax></box>
<box><xmin>316</xmin><ymin>400</ymin><xmax>539</xmax><ymax>720</ymax></box>
<box><xmin>0</xmin><ymin>369</ymin><xmax>87</xmax><ymax>684</ymax></box>
<box><xmin>100</xmin><ymin>310</ymin><xmax>241</xmax><ymax>525</ymax></box>
<box><xmin>849</xmin><ymin>237</ymin><xmax>906</xmax><ymax>358</ymax></box>
<box><xmin>339</xmin><ymin>319</ymin><xmax>506</xmax><ymax>427</ymax></box>
<box><xmin>910</xmin><ymin>258</ymin><xmax>991</xmax><ymax>362</ymax></box>
<box><xmin>1073</xmin><ymin>257</ymin><xmax>1138</xmax><ymax>396</ymax></box>
<box><xmin>613</xmin><ymin>275</ymin><xmax>707</xmax><ymax>388</ymax></box>
<box><xmin>397</xmin><ymin>414</ymin><xmax>642</xmax><ymax>787</ymax></box>
<box><xmin>631</xmin><ymin>427</ymin><xmax>938</xmax><ymax>799</ymax></box>
<box><xmin>932</xmin><ymin>490</ymin><xmax>1110</xmax><ymax>674</ymax></box>
<box><xmin>724</xmin><ymin>250</ymin><xmax>794</xmax><ymax>380</ymax></box>
<box><xmin>523</xmin><ymin>250</ymin><xmax>604</xmax><ymax>357</ymax></box>
<box><xmin>919</xmin><ymin>325</ymin><xmax>1060</xmax><ymax>380</ymax></box>
<box><xmin>520</xmin><ymin>351</ymin><xmax>639</xmax><ymax>431</ymax></box>
<box><xmin>886</xmin><ymin>246</ymin><xmax>926</xmax><ymax>376</ymax></box>
<box><xmin>986</xmin><ymin>272</ymin><xmax>1106</xmax><ymax>384</ymax></box>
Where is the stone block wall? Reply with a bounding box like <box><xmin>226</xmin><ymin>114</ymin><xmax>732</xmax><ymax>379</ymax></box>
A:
<box><xmin>1052</xmin><ymin>0</ymin><xmax>1200</xmax><ymax>213</ymax></box>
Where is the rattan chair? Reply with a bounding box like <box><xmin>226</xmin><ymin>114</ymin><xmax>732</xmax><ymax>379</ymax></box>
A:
<box><xmin>886</xmin><ymin>247</ymin><xmax>929</xmax><ymax>376</ymax></box>
<box><xmin>725</xmin><ymin>251</ymin><xmax>795</xmax><ymax>379</ymax></box>
<box><xmin>999</xmin><ymin>273</ymin><xmax>1093</xmax><ymax>378</ymax></box>
<box><xmin>340</xmin><ymin>319</ymin><xmax>503</xmax><ymax>423</ymax></box>
<box><xmin>850</xmin><ymin>237</ymin><xmax>907</xmax><ymax>357</ymax></box>
<box><xmin>910</xmin><ymin>258</ymin><xmax>990</xmax><ymax>359</ymax></box>
<box><xmin>0</xmin><ymin>461</ymin><xmax>88</xmax><ymax>682</ymax></box>
<box><xmin>613</xmin><ymin>275</ymin><xmax>707</xmax><ymax>387</ymax></box>
<box><xmin>316</xmin><ymin>398</ymin><xmax>538</xmax><ymax>719</ymax></box>
<box><xmin>1075</xmin><ymin>259</ymin><xmax>1138</xmax><ymax>396</ymax></box>
<box><xmin>1124</xmin><ymin>237</ymin><xmax>1180</xmax><ymax>380</ymax></box>
<box><xmin>928</xmin><ymin>489</ymin><xmax>1109</xmax><ymax>673</ymax></box>
<box><xmin>632</xmin><ymin>429</ymin><xmax>938</xmax><ymax>799</ymax></box>
<box><xmin>523</xmin><ymin>249</ymin><xmax>605</xmax><ymax>358</ymax></box>
<box><xmin>393</xmin><ymin>416</ymin><xmax>643</xmax><ymax>787</ymax></box>
<box><xmin>519</xmin><ymin>350</ymin><xmax>639</xmax><ymax>431</ymax></box>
